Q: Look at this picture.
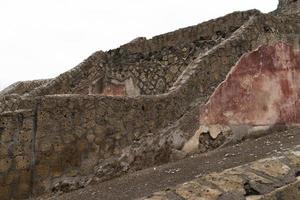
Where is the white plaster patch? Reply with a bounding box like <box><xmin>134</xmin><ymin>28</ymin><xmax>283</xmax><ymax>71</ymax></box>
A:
<box><xmin>209</xmin><ymin>125</ymin><xmax>229</xmax><ymax>139</ymax></box>
<box><xmin>125</xmin><ymin>77</ymin><xmax>140</xmax><ymax>96</ymax></box>
<box><xmin>248</xmin><ymin>125</ymin><xmax>270</xmax><ymax>133</ymax></box>
<box><xmin>182</xmin><ymin>125</ymin><xmax>230</xmax><ymax>154</ymax></box>
<box><xmin>182</xmin><ymin>127</ymin><xmax>206</xmax><ymax>154</ymax></box>
<box><xmin>245</xmin><ymin>195</ymin><xmax>263</xmax><ymax>200</ymax></box>
<box><xmin>290</xmin><ymin>151</ymin><xmax>300</xmax><ymax>157</ymax></box>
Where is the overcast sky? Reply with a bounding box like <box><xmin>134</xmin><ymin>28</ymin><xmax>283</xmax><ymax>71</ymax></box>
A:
<box><xmin>0</xmin><ymin>0</ymin><xmax>278</xmax><ymax>90</ymax></box>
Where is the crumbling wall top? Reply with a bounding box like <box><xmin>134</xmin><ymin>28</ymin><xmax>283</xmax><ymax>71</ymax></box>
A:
<box><xmin>276</xmin><ymin>0</ymin><xmax>300</xmax><ymax>15</ymax></box>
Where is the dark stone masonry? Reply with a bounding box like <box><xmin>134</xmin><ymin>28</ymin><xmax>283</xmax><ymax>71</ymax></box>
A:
<box><xmin>0</xmin><ymin>0</ymin><xmax>299</xmax><ymax>199</ymax></box>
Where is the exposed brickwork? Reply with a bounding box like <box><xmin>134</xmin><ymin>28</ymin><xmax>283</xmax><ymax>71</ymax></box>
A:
<box><xmin>0</xmin><ymin>110</ymin><xmax>34</xmax><ymax>200</ymax></box>
<box><xmin>0</xmin><ymin>79</ymin><xmax>50</xmax><ymax>96</ymax></box>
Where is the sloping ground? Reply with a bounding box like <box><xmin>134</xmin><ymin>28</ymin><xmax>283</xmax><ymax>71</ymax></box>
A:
<box><xmin>142</xmin><ymin>146</ymin><xmax>300</xmax><ymax>200</ymax></box>
<box><xmin>0</xmin><ymin>1</ymin><xmax>299</xmax><ymax>199</ymax></box>
<box><xmin>41</xmin><ymin>127</ymin><xmax>300</xmax><ymax>200</ymax></box>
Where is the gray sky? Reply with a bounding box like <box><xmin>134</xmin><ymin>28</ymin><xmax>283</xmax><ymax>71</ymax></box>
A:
<box><xmin>0</xmin><ymin>0</ymin><xmax>278</xmax><ymax>90</ymax></box>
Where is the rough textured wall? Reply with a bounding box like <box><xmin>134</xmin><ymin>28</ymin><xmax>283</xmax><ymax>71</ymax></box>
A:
<box><xmin>30</xmin><ymin>12</ymin><xmax>300</xmax><ymax>196</ymax></box>
<box><xmin>0</xmin><ymin>11</ymin><xmax>267</xmax><ymax>197</ymax></box>
<box><xmin>0</xmin><ymin>1</ymin><xmax>299</xmax><ymax>199</ymax></box>
<box><xmin>25</xmin><ymin>51</ymin><xmax>107</xmax><ymax>97</ymax></box>
<box><xmin>276</xmin><ymin>0</ymin><xmax>300</xmax><ymax>15</ymax></box>
<box><xmin>0</xmin><ymin>79</ymin><xmax>51</xmax><ymax>96</ymax></box>
<box><xmin>30</xmin><ymin>93</ymin><xmax>184</xmax><ymax>195</ymax></box>
<box><xmin>24</xmin><ymin>10</ymin><xmax>259</xmax><ymax>97</ymax></box>
<box><xmin>102</xmin><ymin>10</ymin><xmax>254</xmax><ymax>95</ymax></box>
<box><xmin>0</xmin><ymin>110</ymin><xmax>34</xmax><ymax>200</ymax></box>
<box><xmin>0</xmin><ymin>95</ymin><xmax>34</xmax><ymax>114</ymax></box>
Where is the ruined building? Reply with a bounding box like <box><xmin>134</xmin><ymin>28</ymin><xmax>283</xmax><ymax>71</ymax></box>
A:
<box><xmin>0</xmin><ymin>0</ymin><xmax>300</xmax><ymax>199</ymax></box>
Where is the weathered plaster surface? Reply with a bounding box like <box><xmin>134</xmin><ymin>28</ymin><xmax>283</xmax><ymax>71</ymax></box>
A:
<box><xmin>100</xmin><ymin>78</ymin><xmax>140</xmax><ymax>96</ymax></box>
<box><xmin>183</xmin><ymin>43</ymin><xmax>300</xmax><ymax>154</ymax></box>
<box><xmin>102</xmin><ymin>82</ymin><xmax>126</xmax><ymax>96</ymax></box>
<box><xmin>200</xmin><ymin>43</ymin><xmax>300</xmax><ymax>127</ymax></box>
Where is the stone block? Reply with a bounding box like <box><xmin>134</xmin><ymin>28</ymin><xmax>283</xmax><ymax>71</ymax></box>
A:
<box><xmin>142</xmin><ymin>191</ymin><xmax>170</xmax><ymax>200</ymax></box>
<box><xmin>1</xmin><ymin>131</ymin><xmax>13</xmax><ymax>143</ymax></box>
<box><xmin>15</xmin><ymin>156</ymin><xmax>30</xmax><ymax>170</ymax></box>
<box><xmin>50</xmin><ymin>161</ymin><xmax>63</xmax><ymax>178</ymax></box>
<box><xmin>18</xmin><ymin>169</ymin><xmax>31</xmax><ymax>184</ymax></box>
<box><xmin>286</xmin><ymin>151</ymin><xmax>300</xmax><ymax>169</ymax></box>
<box><xmin>5</xmin><ymin>170</ymin><xmax>18</xmax><ymax>185</ymax></box>
<box><xmin>0</xmin><ymin>174</ymin><xmax>5</xmax><ymax>185</ymax></box>
<box><xmin>36</xmin><ymin>164</ymin><xmax>49</xmax><ymax>178</ymax></box>
<box><xmin>0</xmin><ymin>159</ymin><xmax>12</xmax><ymax>173</ymax></box>
<box><xmin>176</xmin><ymin>180</ymin><xmax>222</xmax><ymax>200</ymax></box>
<box><xmin>53</xmin><ymin>142</ymin><xmax>65</xmax><ymax>152</ymax></box>
<box><xmin>18</xmin><ymin>130</ymin><xmax>32</xmax><ymax>143</ymax></box>
<box><xmin>249</xmin><ymin>159</ymin><xmax>291</xmax><ymax>179</ymax></box>
<box><xmin>0</xmin><ymin>185</ymin><xmax>11</xmax><ymax>200</ymax></box>
<box><xmin>86</xmin><ymin>134</ymin><xmax>95</xmax><ymax>143</ymax></box>
<box><xmin>13</xmin><ymin>183</ymin><xmax>31</xmax><ymax>199</ymax></box>
<box><xmin>0</xmin><ymin>144</ymin><xmax>9</xmax><ymax>158</ymax></box>
<box><xmin>77</xmin><ymin>139</ymin><xmax>88</xmax><ymax>153</ymax></box>
<box><xmin>204</xmin><ymin>172</ymin><xmax>245</xmax><ymax>195</ymax></box>
<box><xmin>61</xmin><ymin>134</ymin><xmax>76</xmax><ymax>144</ymax></box>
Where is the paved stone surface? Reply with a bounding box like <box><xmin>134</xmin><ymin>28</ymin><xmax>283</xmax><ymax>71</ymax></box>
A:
<box><xmin>142</xmin><ymin>149</ymin><xmax>300</xmax><ymax>200</ymax></box>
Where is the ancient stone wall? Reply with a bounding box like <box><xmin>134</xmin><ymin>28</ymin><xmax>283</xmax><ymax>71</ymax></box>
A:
<box><xmin>119</xmin><ymin>11</ymin><xmax>257</xmax><ymax>54</ymax></box>
<box><xmin>172</xmin><ymin>13</ymin><xmax>300</xmax><ymax>101</ymax></box>
<box><xmin>0</xmin><ymin>2</ymin><xmax>299</xmax><ymax>199</ymax></box>
<box><xmin>0</xmin><ymin>10</ymin><xmax>260</xmax><ymax>115</ymax></box>
<box><xmin>0</xmin><ymin>95</ymin><xmax>34</xmax><ymax>114</ymax></box>
<box><xmin>0</xmin><ymin>11</ymin><xmax>267</xmax><ymax>197</ymax></box>
<box><xmin>101</xmin><ymin>11</ymin><xmax>257</xmax><ymax>95</ymax></box>
<box><xmin>24</xmin><ymin>10</ymin><xmax>259</xmax><ymax>97</ymax></box>
<box><xmin>25</xmin><ymin>51</ymin><xmax>107</xmax><ymax>97</ymax></box>
<box><xmin>0</xmin><ymin>110</ymin><xmax>34</xmax><ymax>200</ymax></box>
<box><xmin>276</xmin><ymin>0</ymin><xmax>300</xmax><ymax>15</ymax></box>
<box><xmin>0</xmin><ymin>79</ymin><xmax>51</xmax><ymax>96</ymax></box>
<box><xmin>32</xmin><ymin>11</ymin><xmax>297</xmax><ymax>196</ymax></box>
